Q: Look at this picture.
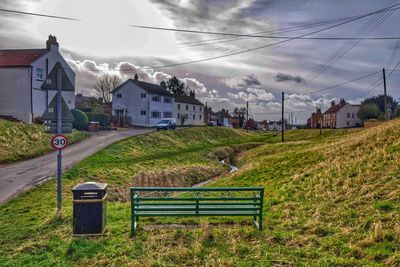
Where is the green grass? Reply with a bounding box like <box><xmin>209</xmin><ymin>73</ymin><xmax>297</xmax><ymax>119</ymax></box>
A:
<box><xmin>0</xmin><ymin>119</ymin><xmax>90</xmax><ymax>163</ymax></box>
<box><xmin>0</xmin><ymin>124</ymin><xmax>399</xmax><ymax>266</ymax></box>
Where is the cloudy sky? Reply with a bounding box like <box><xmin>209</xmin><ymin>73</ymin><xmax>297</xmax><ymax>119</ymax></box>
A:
<box><xmin>1</xmin><ymin>0</ymin><xmax>400</xmax><ymax>122</ymax></box>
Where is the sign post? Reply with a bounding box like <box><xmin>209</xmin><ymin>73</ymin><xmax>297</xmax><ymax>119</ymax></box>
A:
<box><xmin>42</xmin><ymin>64</ymin><xmax>74</xmax><ymax>214</ymax></box>
<box><xmin>56</xmin><ymin>69</ymin><xmax>63</xmax><ymax>213</ymax></box>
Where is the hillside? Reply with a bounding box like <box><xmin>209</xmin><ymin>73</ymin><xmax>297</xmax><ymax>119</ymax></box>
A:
<box><xmin>0</xmin><ymin>124</ymin><xmax>398</xmax><ymax>266</ymax></box>
<box><xmin>0</xmin><ymin>119</ymin><xmax>89</xmax><ymax>163</ymax></box>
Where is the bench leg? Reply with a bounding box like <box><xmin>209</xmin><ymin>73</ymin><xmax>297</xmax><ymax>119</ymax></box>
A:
<box><xmin>131</xmin><ymin>216</ymin><xmax>139</xmax><ymax>236</ymax></box>
<box><xmin>253</xmin><ymin>214</ymin><xmax>263</xmax><ymax>230</ymax></box>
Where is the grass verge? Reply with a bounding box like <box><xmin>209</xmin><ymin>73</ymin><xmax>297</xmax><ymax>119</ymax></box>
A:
<box><xmin>2</xmin><ymin>124</ymin><xmax>398</xmax><ymax>266</ymax></box>
<box><xmin>0</xmin><ymin>119</ymin><xmax>89</xmax><ymax>163</ymax></box>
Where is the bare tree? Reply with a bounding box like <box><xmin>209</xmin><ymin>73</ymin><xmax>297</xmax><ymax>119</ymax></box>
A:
<box><xmin>94</xmin><ymin>74</ymin><xmax>121</xmax><ymax>104</ymax></box>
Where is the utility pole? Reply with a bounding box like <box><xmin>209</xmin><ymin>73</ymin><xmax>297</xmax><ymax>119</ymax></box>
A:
<box><xmin>383</xmin><ymin>68</ymin><xmax>388</xmax><ymax>120</ymax></box>
<box><xmin>56</xmin><ymin>69</ymin><xmax>62</xmax><ymax>213</ymax></box>
<box><xmin>281</xmin><ymin>92</ymin><xmax>284</xmax><ymax>142</ymax></box>
<box><xmin>246</xmin><ymin>101</ymin><xmax>249</xmax><ymax>132</ymax></box>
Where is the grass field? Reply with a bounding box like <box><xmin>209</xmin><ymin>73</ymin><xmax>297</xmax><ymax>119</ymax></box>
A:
<box><xmin>0</xmin><ymin>119</ymin><xmax>89</xmax><ymax>163</ymax></box>
<box><xmin>0</xmin><ymin>123</ymin><xmax>398</xmax><ymax>266</ymax></box>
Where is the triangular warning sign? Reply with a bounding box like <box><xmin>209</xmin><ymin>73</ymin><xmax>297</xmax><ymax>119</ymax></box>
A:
<box><xmin>42</xmin><ymin>94</ymin><xmax>74</xmax><ymax>122</ymax></box>
<box><xmin>41</xmin><ymin>62</ymin><xmax>74</xmax><ymax>91</ymax></box>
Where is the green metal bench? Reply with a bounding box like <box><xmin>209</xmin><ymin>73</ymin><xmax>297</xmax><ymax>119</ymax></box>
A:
<box><xmin>130</xmin><ymin>187</ymin><xmax>264</xmax><ymax>235</ymax></box>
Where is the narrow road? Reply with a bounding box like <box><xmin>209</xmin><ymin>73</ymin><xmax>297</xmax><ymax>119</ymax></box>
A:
<box><xmin>0</xmin><ymin>128</ymin><xmax>153</xmax><ymax>205</ymax></box>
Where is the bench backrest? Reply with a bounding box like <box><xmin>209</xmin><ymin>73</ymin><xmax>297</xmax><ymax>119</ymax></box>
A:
<box><xmin>131</xmin><ymin>187</ymin><xmax>264</xmax><ymax>217</ymax></box>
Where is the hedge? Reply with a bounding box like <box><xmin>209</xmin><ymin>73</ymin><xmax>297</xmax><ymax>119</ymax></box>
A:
<box><xmin>71</xmin><ymin>109</ymin><xmax>89</xmax><ymax>130</ymax></box>
<box><xmin>85</xmin><ymin>113</ymin><xmax>111</xmax><ymax>128</ymax></box>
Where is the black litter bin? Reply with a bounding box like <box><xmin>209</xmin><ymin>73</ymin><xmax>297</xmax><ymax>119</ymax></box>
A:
<box><xmin>72</xmin><ymin>182</ymin><xmax>107</xmax><ymax>235</ymax></box>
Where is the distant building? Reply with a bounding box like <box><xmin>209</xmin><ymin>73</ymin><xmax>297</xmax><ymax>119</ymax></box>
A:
<box><xmin>204</xmin><ymin>105</ymin><xmax>217</xmax><ymax>124</ymax></box>
<box><xmin>174</xmin><ymin>91</ymin><xmax>205</xmax><ymax>126</ymax></box>
<box><xmin>215</xmin><ymin>109</ymin><xmax>231</xmax><ymax>126</ymax></box>
<box><xmin>111</xmin><ymin>76</ymin><xmax>174</xmax><ymax>127</ymax></box>
<box><xmin>0</xmin><ymin>35</ymin><xmax>75</xmax><ymax>123</ymax></box>
<box><xmin>322</xmin><ymin>99</ymin><xmax>361</xmax><ymax>128</ymax></box>
<box><xmin>307</xmin><ymin>107</ymin><xmax>323</xmax><ymax>128</ymax></box>
<box><xmin>257</xmin><ymin>120</ymin><xmax>269</xmax><ymax>130</ymax></box>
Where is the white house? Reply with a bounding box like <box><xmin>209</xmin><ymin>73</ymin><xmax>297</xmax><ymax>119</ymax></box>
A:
<box><xmin>323</xmin><ymin>99</ymin><xmax>361</xmax><ymax>128</ymax></box>
<box><xmin>0</xmin><ymin>35</ymin><xmax>75</xmax><ymax>123</ymax></box>
<box><xmin>174</xmin><ymin>91</ymin><xmax>205</xmax><ymax>126</ymax></box>
<box><xmin>112</xmin><ymin>76</ymin><xmax>174</xmax><ymax>127</ymax></box>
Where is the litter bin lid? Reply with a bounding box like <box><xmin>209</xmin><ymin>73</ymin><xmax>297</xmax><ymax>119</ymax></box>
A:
<box><xmin>72</xmin><ymin>182</ymin><xmax>107</xmax><ymax>191</ymax></box>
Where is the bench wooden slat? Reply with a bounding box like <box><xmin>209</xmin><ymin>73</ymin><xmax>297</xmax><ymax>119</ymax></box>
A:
<box><xmin>134</xmin><ymin>201</ymin><xmax>260</xmax><ymax>206</ymax></box>
<box><xmin>134</xmin><ymin>197</ymin><xmax>261</xmax><ymax>201</ymax></box>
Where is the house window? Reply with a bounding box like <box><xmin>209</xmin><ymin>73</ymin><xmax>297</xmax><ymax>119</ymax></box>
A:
<box><xmin>164</xmin><ymin>97</ymin><xmax>172</xmax><ymax>103</ymax></box>
<box><xmin>347</xmin><ymin>121</ymin><xmax>350</xmax><ymax>126</ymax></box>
<box><xmin>352</xmin><ymin>113</ymin><xmax>355</xmax><ymax>118</ymax></box>
<box><xmin>193</xmin><ymin>114</ymin><xmax>196</xmax><ymax>120</ymax></box>
<box><xmin>163</xmin><ymin>112</ymin><xmax>172</xmax><ymax>118</ymax></box>
<box><xmin>186</xmin><ymin>105</ymin><xmax>189</xmax><ymax>110</ymax></box>
<box><xmin>117</xmin><ymin>93</ymin><xmax>122</xmax><ymax>98</ymax></box>
<box><xmin>347</xmin><ymin>113</ymin><xmax>350</xmax><ymax>118</ymax></box>
<box><xmin>199</xmin><ymin>115</ymin><xmax>202</xmax><ymax>120</ymax></box>
<box><xmin>177</xmin><ymin>113</ymin><xmax>181</xmax><ymax>119</ymax></box>
<box><xmin>140</xmin><ymin>93</ymin><xmax>147</xmax><ymax>98</ymax></box>
<box><xmin>178</xmin><ymin>104</ymin><xmax>181</xmax><ymax>109</ymax></box>
<box><xmin>36</xmin><ymin>68</ymin><xmax>43</xmax><ymax>81</ymax></box>
<box><xmin>151</xmin><ymin>111</ymin><xmax>161</xmax><ymax>118</ymax></box>
<box><xmin>152</xmin><ymin>95</ymin><xmax>160</xmax><ymax>102</ymax></box>
<box><xmin>140</xmin><ymin>110</ymin><xmax>146</xmax><ymax>116</ymax></box>
<box><xmin>186</xmin><ymin>114</ymin><xmax>189</xmax><ymax>119</ymax></box>
<box><xmin>193</xmin><ymin>106</ymin><xmax>196</xmax><ymax>111</ymax></box>
<box><xmin>200</xmin><ymin>107</ymin><xmax>202</xmax><ymax>112</ymax></box>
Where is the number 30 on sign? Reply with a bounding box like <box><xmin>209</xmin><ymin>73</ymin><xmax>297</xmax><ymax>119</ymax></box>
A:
<box><xmin>51</xmin><ymin>134</ymin><xmax>68</xmax><ymax>150</ymax></box>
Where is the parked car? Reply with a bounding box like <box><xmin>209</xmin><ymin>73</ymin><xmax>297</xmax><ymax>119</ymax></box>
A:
<box><xmin>208</xmin><ymin>121</ymin><xmax>215</xmax><ymax>126</ymax></box>
<box><xmin>157</xmin><ymin>118</ymin><xmax>176</xmax><ymax>130</ymax></box>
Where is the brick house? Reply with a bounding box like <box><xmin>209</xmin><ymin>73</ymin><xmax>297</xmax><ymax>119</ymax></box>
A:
<box><xmin>322</xmin><ymin>99</ymin><xmax>361</xmax><ymax>128</ymax></box>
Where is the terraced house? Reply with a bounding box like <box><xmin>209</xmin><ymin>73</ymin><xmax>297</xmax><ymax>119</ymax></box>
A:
<box><xmin>174</xmin><ymin>91</ymin><xmax>205</xmax><ymax>126</ymax></box>
<box><xmin>322</xmin><ymin>99</ymin><xmax>361</xmax><ymax>128</ymax></box>
<box><xmin>112</xmin><ymin>75</ymin><xmax>174</xmax><ymax>127</ymax></box>
<box><xmin>0</xmin><ymin>35</ymin><xmax>75</xmax><ymax>123</ymax></box>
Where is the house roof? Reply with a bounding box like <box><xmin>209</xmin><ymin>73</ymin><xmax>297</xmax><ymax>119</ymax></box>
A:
<box><xmin>0</xmin><ymin>49</ymin><xmax>48</xmax><ymax>67</ymax></box>
<box><xmin>113</xmin><ymin>79</ymin><xmax>173</xmax><ymax>96</ymax></box>
<box><xmin>174</xmin><ymin>95</ymin><xmax>204</xmax><ymax>106</ymax></box>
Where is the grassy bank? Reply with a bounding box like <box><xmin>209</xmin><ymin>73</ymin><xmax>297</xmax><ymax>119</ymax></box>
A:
<box><xmin>0</xmin><ymin>119</ymin><xmax>90</xmax><ymax>163</ymax></box>
<box><xmin>2</xmin><ymin>124</ymin><xmax>397</xmax><ymax>266</ymax></box>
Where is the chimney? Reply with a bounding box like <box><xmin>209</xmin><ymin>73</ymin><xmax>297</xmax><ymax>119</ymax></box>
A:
<box><xmin>340</xmin><ymin>98</ymin><xmax>346</xmax><ymax>105</ymax></box>
<box><xmin>46</xmin><ymin>35</ymin><xmax>59</xmax><ymax>51</ymax></box>
<box><xmin>134</xmin><ymin>74</ymin><xmax>138</xmax><ymax>81</ymax></box>
<box><xmin>331</xmin><ymin>100</ymin><xmax>336</xmax><ymax>107</ymax></box>
<box><xmin>190</xmin><ymin>90</ymin><xmax>195</xmax><ymax>98</ymax></box>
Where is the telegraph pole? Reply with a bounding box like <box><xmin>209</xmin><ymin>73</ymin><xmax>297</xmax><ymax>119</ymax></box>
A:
<box><xmin>281</xmin><ymin>92</ymin><xmax>284</xmax><ymax>142</ymax></box>
<box><xmin>246</xmin><ymin>101</ymin><xmax>249</xmax><ymax>132</ymax></box>
<box><xmin>383</xmin><ymin>68</ymin><xmax>388</xmax><ymax>119</ymax></box>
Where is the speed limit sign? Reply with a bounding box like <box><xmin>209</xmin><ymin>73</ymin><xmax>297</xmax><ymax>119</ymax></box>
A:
<box><xmin>51</xmin><ymin>134</ymin><xmax>68</xmax><ymax>150</ymax></box>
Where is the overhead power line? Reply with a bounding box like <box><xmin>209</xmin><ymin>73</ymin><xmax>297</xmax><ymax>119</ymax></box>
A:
<box><xmin>361</xmin><ymin>60</ymin><xmax>400</xmax><ymax>98</ymax></box>
<box><xmin>0</xmin><ymin>8</ymin><xmax>80</xmax><ymax>21</ymax></box>
<box><xmin>3</xmin><ymin>4</ymin><xmax>400</xmax><ymax>72</ymax></box>
<box><xmin>126</xmin><ymin>5</ymin><xmax>400</xmax><ymax>40</ymax></box>
<box><xmin>298</xmin><ymin>0</ymin><xmax>400</xmax><ymax>94</ymax></box>
<box><xmin>297</xmin><ymin>0</ymin><xmax>399</xmax><ymax>95</ymax></box>
<box><xmin>79</xmin><ymin>3</ymin><xmax>400</xmax><ymax>71</ymax></box>
<box><xmin>0</xmin><ymin>5</ymin><xmax>400</xmax><ymax>42</ymax></box>
<box><xmin>309</xmin><ymin>71</ymin><xmax>380</xmax><ymax>94</ymax></box>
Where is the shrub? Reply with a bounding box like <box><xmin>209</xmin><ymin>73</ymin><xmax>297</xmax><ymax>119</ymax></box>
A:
<box><xmin>71</xmin><ymin>109</ymin><xmax>88</xmax><ymax>130</ymax></box>
<box><xmin>33</xmin><ymin>116</ymin><xmax>44</xmax><ymax>124</ymax></box>
<box><xmin>86</xmin><ymin>113</ymin><xmax>111</xmax><ymax>129</ymax></box>
<box><xmin>357</xmin><ymin>104</ymin><xmax>382</xmax><ymax>121</ymax></box>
